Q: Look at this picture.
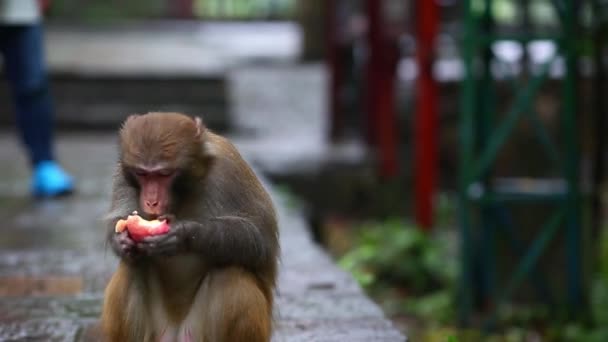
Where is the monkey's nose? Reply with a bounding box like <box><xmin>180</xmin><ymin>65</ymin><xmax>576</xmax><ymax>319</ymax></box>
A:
<box><xmin>146</xmin><ymin>200</ymin><xmax>159</xmax><ymax>208</ymax></box>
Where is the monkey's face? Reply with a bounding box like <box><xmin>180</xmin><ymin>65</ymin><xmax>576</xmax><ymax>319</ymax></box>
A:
<box><xmin>130</xmin><ymin>167</ymin><xmax>176</xmax><ymax>216</ymax></box>
<box><xmin>119</xmin><ymin>112</ymin><xmax>204</xmax><ymax>217</ymax></box>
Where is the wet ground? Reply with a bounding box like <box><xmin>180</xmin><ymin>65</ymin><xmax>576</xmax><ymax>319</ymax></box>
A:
<box><xmin>0</xmin><ymin>21</ymin><xmax>404</xmax><ymax>339</ymax></box>
<box><xmin>0</xmin><ymin>62</ymin><xmax>404</xmax><ymax>340</ymax></box>
<box><xmin>0</xmin><ymin>132</ymin><xmax>404</xmax><ymax>341</ymax></box>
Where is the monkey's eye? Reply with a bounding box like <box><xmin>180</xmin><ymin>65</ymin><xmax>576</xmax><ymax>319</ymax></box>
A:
<box><xmin>133</xmin><ymin>169</ymin><xmax>147</xmax><ymax>177</ymax></box>
<box><xmin>158</xmin><ymin>169</ymin><xmax>174</xmax><ymax>177</ymax></box>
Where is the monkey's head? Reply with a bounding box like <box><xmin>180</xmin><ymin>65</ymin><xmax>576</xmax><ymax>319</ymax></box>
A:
<box><xmin>118</xmin><ymin>112</ymin><xmax>211</xmax><ymax>217</ymax></box>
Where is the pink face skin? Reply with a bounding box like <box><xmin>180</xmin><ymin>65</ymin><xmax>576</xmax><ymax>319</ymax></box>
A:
<box><xmin>133</xmin><ymin>167</ymin><xmax>176</xmax><ymax>217</ymax></box>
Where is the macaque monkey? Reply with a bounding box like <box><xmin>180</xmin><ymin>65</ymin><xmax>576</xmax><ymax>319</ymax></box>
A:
<box><xmin>101</xmin><ymin>112</ymin><xmax>279</xmax><ymax>342</ymax></box>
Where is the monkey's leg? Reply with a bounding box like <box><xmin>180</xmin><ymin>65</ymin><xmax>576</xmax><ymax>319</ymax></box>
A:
<box><xmin>103</xmin><ymin>263</ymin><xmax>163</xmax><ymax>342</ymax></box>
<box><xmin>102</xmin><ymin>264</ymin><xmax>130</xmax><ymax>341</ymax></box>
<box><xmin>180</xmin><ymin>267</ymin><xmax>272</xmax><ymax>342</ymax></box>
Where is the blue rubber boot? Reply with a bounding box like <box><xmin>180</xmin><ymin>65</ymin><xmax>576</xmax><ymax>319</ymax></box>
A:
<box><xmin>32</xmin><ymin>161</ymin><xmax>74</xmax><ymax>197</ymax></box>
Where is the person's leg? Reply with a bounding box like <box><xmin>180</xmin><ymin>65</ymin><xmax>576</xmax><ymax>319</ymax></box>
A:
<box><xmin>0</xmin><ymin>24</ymin><xmax>73</xmax><ymax>196</ymax></box>
<box><xmin>1</xmin><ymin>24</ymin><xmax>54</xmax><ymax>164</ymax></box>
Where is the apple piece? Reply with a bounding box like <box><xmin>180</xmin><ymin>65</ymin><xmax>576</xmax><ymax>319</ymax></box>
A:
<box><xmin>114</xmin><ymin>213</ymin><xmax>170</xmax><ymax>241</ymax></box>
<box><xmin>115</xmin><ymin>219</ymin><xmax>128</xmax><ymax>233</ymax></box>
<box><xmin>127</xmin><ymin>217</ymin><xmax>170</xmax><ymax>242</ymax></box>
<box><xmin>115</xmin><ymin>212</ymin><xmax>169</xmax><ymax>241</ymax></box>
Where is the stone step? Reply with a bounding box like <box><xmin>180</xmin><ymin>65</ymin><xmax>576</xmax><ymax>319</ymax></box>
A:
<box><xmin>0</xmin><ymin>21</ymin><xmax>301</xmax><ymax>131</ymax></box>
<box><xmin>0</xmin><ymin>72</ymin><xmax>229</xmax><ymax>132</ymax></box>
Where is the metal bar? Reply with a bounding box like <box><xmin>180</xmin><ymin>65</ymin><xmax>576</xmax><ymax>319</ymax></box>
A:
<box><xmin>471</xmin><ymin>57</ymin><xmax>555</xmax><ymax>182</ymax></box>
<box><xmin>480</xmin><ymin>34</ymin><xmax>563</xmax><ymax>45</ymax></box>
<box><xmin>519</xmin><ymin>0</ymin><xmax>559</xmax><ymax>170</ymax></box>
<box><xmin>550</xmin><ymin>0</ymin><xmax>567</xmax><ymax>23</ymax></box>
<box><xmin>475</xmin><ymin>193</ymin><xmax>567</xmax><ymax>203</ymax></box>
<box><xmin>501</xmin><ymin>210</ymin><xmax>564</xmax><ymax>300</ymax></box>
<box><xmin>458</xmin><ymin>0</ymin><xmax>478</xmax><ymax>326</ymax></box>
<box><xmin>591</xmin><ymin>0</ymin><xmax>607</xmax><ymax>277</ymax></box>
<box><xmin>519</xmin><ymin>0</ymin><xmax>530</xmax><ymax>75</ymax></box>
<box><xmin>414</xmin><ymin>0</ymin><xmax>439</xmax><ymax>230</ymax></box>
<box><xmin>365</xmin><ymin>0</ymin><xmax>399</xmax><ymax>178</ymax></box>
<box><xmin>561</xmin><ymin>0</ymin><xmax>583</xmax><ymax>312</ymax></box>
<box><xmin>491</xmin><ymin>205</ymin><xmax>555</xmax><ymax>304</ymax></box>
<box><xmin>507</xmin><ymin>70</ymin><xmax>561</xmax><ymax>165</ymax></box>
<box><xmin>523</xmin><ymin>110</ymin><xmax>562</xmax><ymax>166</ymax></box>
<box><xmin>479</xmin><ymin>0</ymin><xmax>496</xmax><ymax>312</ymax></box>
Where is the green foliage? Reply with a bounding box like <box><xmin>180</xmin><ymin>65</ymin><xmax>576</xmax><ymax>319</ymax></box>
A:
<box><xmin>497</xmin><ymin>303</ymin><xmax>549</xmax><ymax>326</ymax></box>
<box><xmin>405</xmin><ymin>290</ymin><xmax>455</xmax><ymax>324</ymax></box>
<box><xmin>552</xmin><ymin>227</ymin><xmax>608</xmax><ymax>341</ymax></box>
<box><xmin>339</xmin><ymin>219</ymin><xmax>458</xmax><ymax>323</ymax></box>
<box><xmin>339</xmin><ymin>219</ymin><xmax>457</xmax><ymax>293</ymax></box>
<box><xmin>336</xmin><ymin>195</ymin><xmax>608</xmax><ymax>339</ymax></box>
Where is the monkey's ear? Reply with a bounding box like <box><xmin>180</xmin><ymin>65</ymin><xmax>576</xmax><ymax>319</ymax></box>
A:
<box><xmin>194</xmin><ymin>116</ymin><xmax>215</xmax><ymax>158</ymax></box>
<box><xmin>194</xmin><ymin>117</ymin><xmax>205</xmax><ymax>139</ymax></box>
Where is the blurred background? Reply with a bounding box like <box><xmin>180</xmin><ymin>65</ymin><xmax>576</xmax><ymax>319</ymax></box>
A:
<box><xmin>1</xmin><ymin>0</ymin><xmax>608</xmax><ymax>341</ymax></box>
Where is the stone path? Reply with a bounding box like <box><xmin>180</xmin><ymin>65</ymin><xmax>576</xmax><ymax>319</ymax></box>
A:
<box><xmin>0</xmin><ymin>130</ymin><xmax>404</xmax><ymax>341</ymax></box>
<box><xmin>0</xmin><ymin>21</ymin><xmax>404</xmax><ymax>339</ymax></box>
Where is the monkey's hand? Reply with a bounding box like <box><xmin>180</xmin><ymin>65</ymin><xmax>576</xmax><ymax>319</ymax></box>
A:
<box><xmin>110</xmin><ymin>230</ymin><xmax>141</xmax><ymax>263</ymax></box>
<box><xmin>136</xmin><ymin>216</ymin><xmax>188</xmax><ymax>257</ymax></box>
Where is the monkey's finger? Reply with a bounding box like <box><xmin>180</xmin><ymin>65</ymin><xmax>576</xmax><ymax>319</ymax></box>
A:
<box><xmin>118</xmin><ymin>234</ymin><xmax>135</xmax><ymax>244</ymax></box>
<box><xmin>116</xmin><ymin>231</ymin><xmax>133</xmax><ymax>241</ymax></box>
<box><xmin>137</xmin><ymin>237</ymin><xmax>180</xmax><ymax>256</ymax></box>
<box><xmin>139</xmin><ymin>233</ymin><xmax>176</xmax><ymax>246</ymax></box>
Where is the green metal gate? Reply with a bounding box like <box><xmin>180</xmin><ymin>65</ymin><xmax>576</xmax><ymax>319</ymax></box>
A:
<box><xmin>458</xmin><ymin>0</ymin><xmax>584</xmax><ymax>325</ymax></box>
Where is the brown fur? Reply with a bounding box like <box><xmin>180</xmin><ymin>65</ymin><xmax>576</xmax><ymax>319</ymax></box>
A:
<box><xmin>102</xmin><ymin>112</ymin><xmax>278</xmax><ymax>342</ymax></box>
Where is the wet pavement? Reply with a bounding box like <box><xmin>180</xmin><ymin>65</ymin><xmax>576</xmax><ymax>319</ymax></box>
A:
<box><xmin>0</xmin><ymin>37</ymin><xmax>403</xmax><ymax>339</ymax></box>
<box><xmin>0</xmin><ymin>132</ymin><xmax>404</xmax><ymax>341</ymax></box>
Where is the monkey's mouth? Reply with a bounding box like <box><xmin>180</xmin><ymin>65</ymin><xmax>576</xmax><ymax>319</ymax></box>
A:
<box><xmin>140</xmin><ymin>212</ymin><xmax>161</xmax><ymax>221</ymax></box>
<box><xmin>140</xmin><ymin>214</ymin><xmax>174</xmax><ymax>227</ymax></box>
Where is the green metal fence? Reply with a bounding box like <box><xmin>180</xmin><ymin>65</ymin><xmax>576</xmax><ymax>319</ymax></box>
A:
<box><xmin>458</xmin><ymin>0</ymin><xmax>585</xmax><ymax>327</ymax></box>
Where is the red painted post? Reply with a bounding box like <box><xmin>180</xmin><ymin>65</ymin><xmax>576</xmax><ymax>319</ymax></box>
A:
<box><xmin>365</xmin><ymin>0</ymin><xmax>399</xmax><ymax>178</ymax></box>
<box><xmin>414</xmin><ymin>0</ymin><xmax>439</xmax><ymax>230</ymax></box>
<box><xmin>168</xmin><ymin>0</ymin><xmax>194</xmax><ymax>18</ymax></box>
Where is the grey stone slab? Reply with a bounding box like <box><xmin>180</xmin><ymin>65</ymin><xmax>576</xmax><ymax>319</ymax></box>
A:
<box><xmin>229</xmin><ymin>65</ymin><xmax>371</xmax><ymax>178</ymax></box>
<box><xmin>276</xmin><ymin>292</ymin><xmax>385</xmax><ymax>321</ymax></box>
<box><xmin>0</xmin><ymin>78</ymin><xmax>230</xmax><ymax>131</ymax></box>
<box><xmin>43</xmin><ymin>22</ymin><xmax>301</xmax><ymax>77</ymax></box>
<box><xmin>0</xmin><ymin>319</ymin><xmax>81</xmax><ymax>342</ymax></box>
<box><xmin>273</xmin><ymin>318</ymin><xmax>406</xmax><ymax>342</ymax></box>
<box><xmin>278</xmin><ymin>264</ymin><xmax>362</xmax><ymax>296</ymax></box>
<box><xmin>0</xmin><ymin>295</ymin><xmax>102</xmax><ymax>321</ymax></box>
<box><xmin>0</xmin><ymin>251</ymin><xmax>115</xmax><ymax>293</ymax></box>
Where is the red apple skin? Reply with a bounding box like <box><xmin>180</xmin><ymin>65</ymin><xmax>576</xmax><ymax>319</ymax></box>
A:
<box><xmin>114</xmin><ymin>215</ymin><xmax>170</xmax><ymax>242</ymax></box>
<box><xmin>128</xmin><ymin>219</ymin><xmax>170</xmax><ymax>242</ymax></box>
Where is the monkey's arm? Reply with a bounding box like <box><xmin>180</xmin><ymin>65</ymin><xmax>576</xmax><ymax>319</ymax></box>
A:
<box><xmin>105</xmin><ymin>167</ymin><xmax>140</xmax><ymax>261</ymax></box>
<box><xmin>137</xmin><ymin>216</ymin><xmax>276</xmax><ymax>270</ymax></box>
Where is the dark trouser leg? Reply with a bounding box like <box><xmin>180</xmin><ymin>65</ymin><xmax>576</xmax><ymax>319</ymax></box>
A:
<box><xmin>0</xmin><ymin>24</ymin><xmax>54</xmax><ymax>166</ymax></box>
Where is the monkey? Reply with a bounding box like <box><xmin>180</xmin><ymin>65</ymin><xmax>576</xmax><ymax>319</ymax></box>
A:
<box><xmin>101</xmin><ymin>112</ymin><xmax>279</xmax><ymax>342</ymax></box>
